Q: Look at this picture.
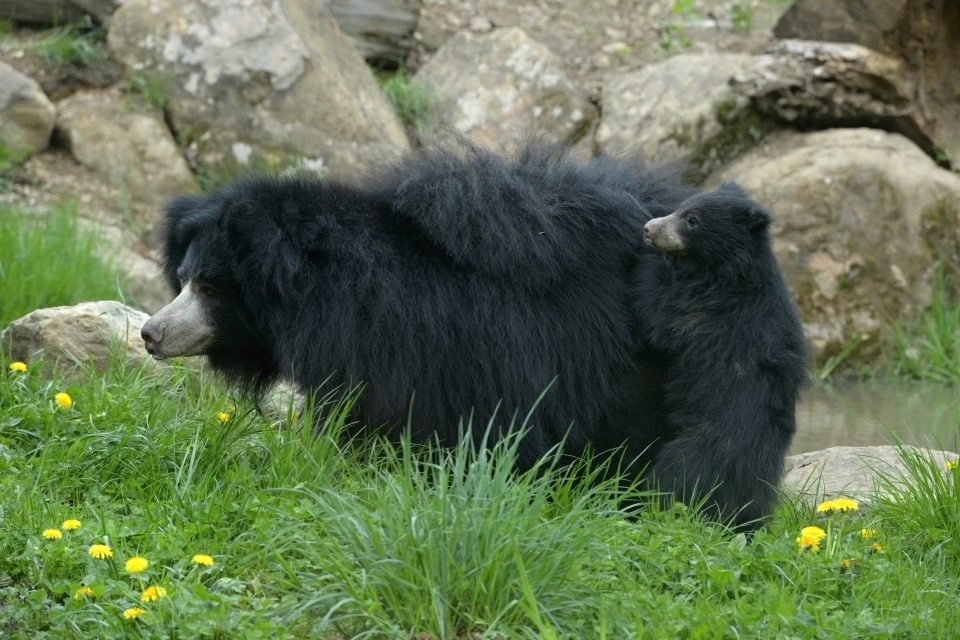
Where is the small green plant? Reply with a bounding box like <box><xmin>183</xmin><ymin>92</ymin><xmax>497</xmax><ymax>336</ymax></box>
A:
<box><xmin>0</xmin><ymin>202</ymin><xmax>123</xmax><ymax>327</ymax></box>
<box><xmin>818</xmin><ymin>334</ymin><xmax>869</xmax><ymax>381</ymax></box>
<box><xmin>890</xmin><ymin>265</ymin><xmax>960</xmax><ymax>384</ymax></box>
<box><xmin>0</xmin><ymin>137</ymin><xmax>32</xmax><ymax>184</ymax></box>
<box><xmin>0</xmin><ymin>17</ymin><xmax>14</xmax><ymax>39</ymax></box>
<box><xmin>378</xmin><ymin>68</ymin><xmax>434</xmax><ymax>133</ymax></box>
<box><xmin>730</xmin><ymin>3</ymin><xmax>754</xmax><ymax>33</ymax></box>
<box><xmin>125</xmin><ymin>71</ymin><xmax>172</xmax><ymax>110</ymax></box>
<box><xmin>658</xmin><ymin>0</ymin><xmax>697</xmax><ymax>53</ymax></box>
<box><xmin>23</xmin><ymin>16</ymin><xmax>107</xmax><ymax>67</ymax></box>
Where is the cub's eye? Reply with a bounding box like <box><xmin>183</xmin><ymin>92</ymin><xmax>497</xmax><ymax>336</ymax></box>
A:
<box><xmin>687</xmin><ymin>215</ymin><xmax>699</xmax><ymax>228</ymax></box>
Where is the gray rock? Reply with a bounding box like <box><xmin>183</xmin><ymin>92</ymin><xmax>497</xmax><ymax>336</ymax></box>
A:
<box><xmin>0</xmin><ymin>61</ymin><xmax>56</xmax><ymax>157</ymax></box>
<box><xmin>596</xmin><ymin>53</ymin><xmax>767</xmax><ymax>174</ymax></box>
<box><xmin>0</xmin><ymin>0</ymin><xmax>126</xmax><ymax>24</ymax></box>
<box><xmin>414</xmin><ymin>27</ymin><xmax>596</xmax><ymax>149</ymax></box>
<box><xmin>710</xmin><ymin>128</ymin><xmax>960</xmax><ymax>366</ymax></box>
<box><xmin>731</xmin><ymin>40</ymin><xmax>933</xmax><ymax>158</ymax></box>
<box><xmin>107</xmin><ymin>0</ymin><xmax>409</xmax><ymax>181</ymax></box>
<box><xmin>773</xmin><ymin>0</ymin><xmax>907</xmax><ymax>53</ymax></box>
<box><xmin>0</xmin><ymin>301</ymin><xmax>155</xmax><ymax>374</ymax></box>
<box><xmin>56</xmin><ymin>87</ymin><xmax>198</xmax><ymax>207</ymax></box>
<box><xmin>323</xmin><ymin>0</ymin><xmax>420</xmax><ymax>64</ymax></box>
<box><xmin>772</xmin><ymin>0</ymin><xmax>960</xmax><ymax>166</ymax></box>
<box><xmin>783</xmin><ymin>445</ymin><xmax>959</xmax><ymax>507</ymax></box>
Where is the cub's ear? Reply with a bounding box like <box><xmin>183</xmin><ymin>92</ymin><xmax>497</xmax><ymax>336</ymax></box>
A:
<box><xmin>717</xmin><ymin>180</ymin><xmax>749</xmax><ymax>199</ymax></box>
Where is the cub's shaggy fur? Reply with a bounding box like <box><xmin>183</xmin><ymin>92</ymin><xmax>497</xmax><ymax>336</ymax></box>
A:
<box><xmin>636</xmin><ymin>181</ymin><xmax>807</xmax><ymax>528</ymax></box>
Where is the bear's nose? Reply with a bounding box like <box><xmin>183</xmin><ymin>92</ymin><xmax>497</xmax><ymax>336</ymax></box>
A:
<box><xmin>141</xmin><ymin>322</ymin><xmax>164</xmax><ymax>353</ymax></box>
<box><xmin>644</xmin><ymin>220</ymin><xmax>658</xmax><ymax>240</ymax></box>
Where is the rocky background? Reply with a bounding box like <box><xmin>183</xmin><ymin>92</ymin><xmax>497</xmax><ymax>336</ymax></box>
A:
<box><xmin>1</xmin><ymin>0</ymin><xmax>959</xmax><ymax>375</ymax></box>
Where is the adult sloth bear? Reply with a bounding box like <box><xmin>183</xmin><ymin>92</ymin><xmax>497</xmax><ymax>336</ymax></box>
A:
<box><xmin>141</xmin><ymin>142</ymin><xmax>802</xmax><ymax>528</ymax></box>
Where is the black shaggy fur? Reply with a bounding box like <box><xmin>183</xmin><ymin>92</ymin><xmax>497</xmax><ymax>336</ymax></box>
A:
<box><xmin>634</xmin><ymin>181</ymin><xmax>808</xmax><ymax>528</ymax></box>
<box><xmin>157</xmin><ymin>143</ymin><xmax>696</xmax><ymax>471</ymax></box>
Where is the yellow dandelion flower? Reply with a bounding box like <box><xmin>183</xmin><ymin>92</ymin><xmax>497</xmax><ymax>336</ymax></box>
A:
<box><xmin>62</xmin><ymin>518</ymin><xmax>82</xmax><ymax>531</ymax></box>
<box><xmin>54</xmin><ymin>392</ymin><xmax>73</xmax><ymax>410</ymax></box>
<box><xmin>88</xmin><ymin>543</ymin><xmax>113</xmax><ymax>560</ymax></box>
<box><xmin>816</xmin><ymin>497</ymin><xmax>859</xmax><ymax>514</ymax></box>
<box><xmin>191</xmin><ymin>553</ymin><xmax>214</xmax><ymax>566</ymax></box>
<box><xmin>216</xmin><ymin>411</ymin><xmax>231</xmax><ymax>424</ymax></box>
<box><xmin>42</xmin><ymin>528</ymin><xmax>63</xmax><ymax>540</ymax></box>
<box><xmin>947</xmin><ymin>459</ymin><xmax>958</xmax><ymax>471</ymax></box>
<box><xmin>839</xmin><ymin>558</ymin><xmax>851</xmax><ymax>572</ymax></box>
<box><xmin>122</xmin><ymin>607</ymin><xmax>146</xmax><ymax>620</ymax></box>
<box><xmin>796</xmin><ymin>525</ymin><xmax>827</xmax><ymax>552</ymax></box>
<box><xmin>871</xmin><ymin>542</ymin><xmax>883</xmax><ymax>554</ymax></box>
<box><xmin>125</xmin><ymin>556</ymin><xmax>149</xmax><ymax>573</ymax></box>
<box><xmin>140</xmin><ymin>585</ymin><xmax>167</xmax><ymax>603</ymax></box>
<box><xmin>73</xmin><ymin>585</ymin><xmax>95</xmax><ymax>599</ymax></box>
<box><xmin>860</xmin><ymin>528</ymin><xmax>876</xmax><ymax>540</ymax></box>
<box><xmin>8</xmin><ymin>361</ymin><xmax>27</xmax><ymax>373</ymax></box>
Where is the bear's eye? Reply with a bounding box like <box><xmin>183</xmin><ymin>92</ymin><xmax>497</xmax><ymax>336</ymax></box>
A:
<box><xmin>193</xmin><ymin>281</ymin><xmax>218</xmax><ymax>299</ymax></box>
<box><xmin>687</xmin><ymin>215</ymin><xmax>699</xmax><ymax>228</ymax></box>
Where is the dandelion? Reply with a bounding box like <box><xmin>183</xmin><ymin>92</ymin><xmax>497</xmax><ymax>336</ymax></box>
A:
<box><xmin>140</xmin><ymin>585</ymin><xmax>167</xmax><ymax>603</ymax></box>
<box><xmin>8</xmin><ymin>361</ymin><xmax>27</xmax><ymax>373</ymax></box>
<box><xmin>73</xmin><ymin>585</ymin><xmax>95</xmax><ymax>599</ymax></box>
<box><xmin>816</xmin><ymin>497</ymin><xmax>859</xmax><ymax>514</ymax></box>
<box><xmin>192</xmin><ymin>553</ymin><xmax>214</xmax><ymax>567</ymax></box>
<box><xmin>839</xmin><ymin>558</ymin><xmax>851</xmax><ymax>572</ymax></box>
<box><xmin>796</xmin><ymin>525</ymin><xmax>827</xmax><ymax>552</ymax></box>
<box><xmin>54</xmin><ymin>391</ymin><xmax>73</xmax><ymax>410</ymax></box>
<box><xmin>123</xmin><ymin>607</ymin><xmax>146</xmax><ymax>620</ymax></box>
<box><xmin>125</xmin><ymin>556</ymin><xmax>149</xmax><ymax>573</ymax></box>
<box><xmin>860</xmin><ymin>528</ymin><xmax>876</xmax><ymax>540</ymax></box>
<box><xmin>42</xmin><ymin>528</ymin><xmax>63</xmax><ymax>540</ymax></box>
<box><xmin>62</xmin><ymin>518</ymin><xmax>82</xmax><ymax>531</ymax></box>
<box><xmin>948</xmin><ymin>459</ymin><xmax>958</xmax><ymax>471</ymax></box>
<box><xmin>88</xmin><ymin>543</ymin><xmax>113</xmax><ymax>560</ymax></box>
<box><xmin>871</xmin><ymin>542</ymin><xmax>883</xmax><ymax>554</ymax></box>
<box><xmin>216</xmin><ymin>411</ymin><xmax>231</xmax><ymax>424</ymax></box>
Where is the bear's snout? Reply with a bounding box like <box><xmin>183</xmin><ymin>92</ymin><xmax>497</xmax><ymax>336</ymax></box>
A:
<box><xmin>141</xmin><ymin>321</ymin><xmax>164</xmax><ymax>356</ymax></box>
<box><xmin>644</xmin><ymin>219</ymin><xmax>661</xmax><ymax>244</ymax></box>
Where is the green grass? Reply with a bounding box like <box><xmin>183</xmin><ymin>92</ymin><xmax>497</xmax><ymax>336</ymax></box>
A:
<box><xmin>3</xmin><ymin>357</ymin><xmax>960</xmax><ymax>638</ymax></box>
<box><xmin>890</xmin><ymin>266</ymin><xmax>960</xmax><ymax>384</ymax></box>
<box><xmin>377</xmin><ymin>68</ymin><xmax>434</xmax><ymax>134</ymax></box>
<box><xmin>22</xmin><ymin>16</ymin><xmax>107</xmax><ymax>68</ymax></box>
<box><xmin>0</xmin><ymin>202</ymin><xmax>125</xmax><ymax>327</ymax></box>
<box><xmin>2</xmin><ymin>204</ymin><xmax>960</xmax><ymax>637</ymax></box>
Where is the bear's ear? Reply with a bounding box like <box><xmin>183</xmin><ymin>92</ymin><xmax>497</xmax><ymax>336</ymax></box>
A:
<box><xmin>718</xmin><ymin>180</ymin><xmax>749</xmax><ymax>199</ymax></box>
<box><xmin>221</xmin><ymin>198</ymin><xmax>305</xmax><ymax>297</ymax></box>
<box><xmin>747</xmin><ymin>204</ymin><xmax>771</xmax><ymax>234</ymax></box>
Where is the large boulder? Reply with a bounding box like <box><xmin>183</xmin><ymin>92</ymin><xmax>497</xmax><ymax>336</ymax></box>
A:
<box><xmin>711</xmin><ymin>128</ymin><xmax>960</xmax><ymax>366</ymax></box>
<box><xmin>773</xmin><ymin>0</ymin><xmax>960</xmax><ymax>166</ymax></box>
<box><xmin>596</xmin><ymin>53</ymin><xmax>769</xmax><ymax>174</ymax></box>
<box><xmin>783</xmin><ymin>445</ymin><xmax>959</xmax><ymax>507</ymax></box>
<box><xmin>107</xmin><ymin>0</ymin><xmax>409</xmax><ymax>180</ymax></box>
<box><xmin>0</xmin><ymin>61</ymin><xmax>56</xmax><ymax>158</ymax></box>
<box><xmin>414</xmin><ymin>27</ymin><xmax>596</xmax><ymax>149</ymax></box>
<box><xmin>56</xmin><ymin>87</ymin><xmax>198</xmax><ymax>207</ymax></box>
<box><xmin>1</xmin><ymin>301</ymin><xmax>155</xmax><ymax>374</ymax></box>
<box><xmin>730</xmin><ymin>40</ymin><xmax>933</xmax><ymax>158</ymax></box>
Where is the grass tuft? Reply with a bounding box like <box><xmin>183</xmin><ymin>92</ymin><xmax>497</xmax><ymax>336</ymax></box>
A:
<box><xmin>0</xmin><ymin>202</ymin><xmax>124</xmax><ymax>327</ymax></box>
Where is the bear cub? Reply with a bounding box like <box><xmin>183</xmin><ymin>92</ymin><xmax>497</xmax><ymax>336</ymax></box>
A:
<box><xmin>635</xmin><ymin>181</ymin><xmax>807</xmax><ymax>529</ymax></box>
